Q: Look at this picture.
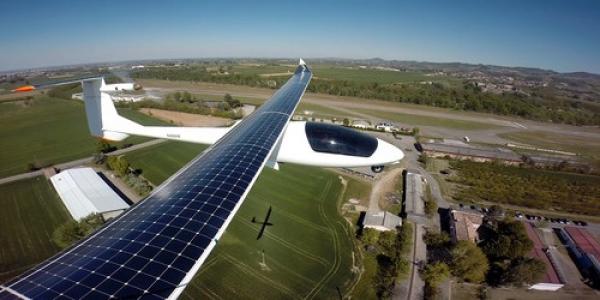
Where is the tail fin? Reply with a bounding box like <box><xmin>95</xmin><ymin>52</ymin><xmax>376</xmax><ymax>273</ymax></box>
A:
<box><xmin>82</xmin><ymin>78</ymin><xmax>140</xmax><ymax>141</ymax></box>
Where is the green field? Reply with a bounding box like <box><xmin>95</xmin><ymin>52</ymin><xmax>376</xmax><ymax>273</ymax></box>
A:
<box><xmin>0</xmin><ymin>176</ymin><xmax>71</xmax><ymax>282</ymax></box>
<box><xmin>124</xmin><ymin>141</ymin><xmax>360</xmax><ymax>299</ymax></box>
<box><xmin>125</xmin><ymin>141</ymin><xmax>208</xmax><ymax>183</ymax></box>
<box><xmin>233</xmin><ymin>64</ymin><xmax>454</xmax><ymax>85</ymax></box>
<box><xmin>354</xmin><ymin>108</ymin><xmax>501</xmax><ymax>130</ymax></box>
<box><xmin>311</xmin><ymin>65</ymin><xmax>445</xmax><ymax>84</ymax></box>
<box><xmin>232</xmin><ymin>64</ymin><xmax>292</xmax><ymax>76</ymax></box>
<box><xmin>0</xmin><ymin>96</ymin><xmax>168</xmax><ymax>178</ymax></box>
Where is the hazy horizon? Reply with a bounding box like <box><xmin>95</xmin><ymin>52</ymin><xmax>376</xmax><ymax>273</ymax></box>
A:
<box><xmin>1</xmin><ymin>0</ymin><xmax>599</xmax><ymax>73</ymax></box>
<box><xmin>3</xmin><ymin>56</ymin><xmax>596</xmax><ymax>76</ymax></box>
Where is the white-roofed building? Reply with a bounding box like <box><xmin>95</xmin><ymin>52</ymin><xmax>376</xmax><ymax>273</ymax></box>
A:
<box><xmin>50</xmin><ymin>168</ymin><xmax>130</xmax><ymax>221</ymax></box>
<box><xmin>362</xmin><ymin>210</ymin><xmax>402</xmax><ymax>231</ymax></box>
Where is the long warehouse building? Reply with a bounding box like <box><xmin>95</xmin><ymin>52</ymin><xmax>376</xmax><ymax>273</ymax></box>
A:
<box><xmin>50</xmin><ymin>167</ymin><xmax>130</xmax><ymax>221</ymax></box>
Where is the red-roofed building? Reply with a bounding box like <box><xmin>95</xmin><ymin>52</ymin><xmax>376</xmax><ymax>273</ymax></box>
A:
<box><xmin>559</xmin><ymin>227</ymin><xmax>600</xmax><ymax>287</ymax></box>
<box><xmin>524</xmin><ymin>222</ymin><xmax>564</xmax><ymax>291</ymax></box>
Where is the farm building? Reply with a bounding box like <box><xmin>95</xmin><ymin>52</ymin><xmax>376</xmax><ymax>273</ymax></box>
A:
<box><xmin>557</xmin><ymin>227</ymin><xmax>600</xmax><ymax>287</ymax></box>
<box><xmin>50</xmin><ymin>168</ymin><xmax>130</xmax><ymax>221</ymax></box>
<box><xmin>375</xmin><ymin>122</ymin><xmax>397</xmax><ymax>132</ymax></box>
<box><xmin>449</xmin><ymin>210</ymin><xmax>483</xmax><ymax>243</ymax></box>
<box><xmin>523</xmin><ymin>222</ymin><xmax>565</xmax><ymax>291</ymax></box>
<box><xmin>403</xmin><ymin>170</ymin><xmax>425</xmax><ymax>216</ymax></box>
<box><xmin>351</xmin><ymin>120</ymin><xmax>371</xmax><ymax>129</ymax></box>
<box><xmin>362</xmin><ymin>211</ymin><xmax>402</xmax><ymax>231</ymax></box>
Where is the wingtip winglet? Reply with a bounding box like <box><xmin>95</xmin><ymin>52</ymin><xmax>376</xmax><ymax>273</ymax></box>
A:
<box><xmin>299</xmin><ymin>58</ymin><xmax>306</xmax><ymax>66</ymax></box>
<box><xmin>12</xmin><ymin>85</ymin><xmax>36</xmax><ymax>93</ymax></box>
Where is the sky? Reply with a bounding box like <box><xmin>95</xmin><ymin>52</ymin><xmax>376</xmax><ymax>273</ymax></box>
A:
<box><xmin>0</xmin><ymin>0</ymin><xmax>599</xmax><ymax>73</ymax></box>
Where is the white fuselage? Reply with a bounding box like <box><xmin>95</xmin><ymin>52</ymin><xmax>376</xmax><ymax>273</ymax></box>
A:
<box><xmin>82</xmin><ymin>79</ymin><xmax>404</xmax><ymax>170</ymax></box>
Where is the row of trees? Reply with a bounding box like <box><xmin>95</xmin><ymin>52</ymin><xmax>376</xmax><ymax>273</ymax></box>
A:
<box><xmin>360</xmin><ymin>223</ymin><xmax>413</xmax><ymax>298</ymax></box>
<box><xmin>167</xmin><ymin>91</ymin><xmax>242</xmax><ymax>109</ymax></box>
<box><xmin>131</xmin><ymin>66</ymin><xmax>600</xmax><ymax>125</ymax></box>
<box><xmin>449</xmin><ymin>159</ymin><xmax>600</xmax><ymax>216</ymax></box>
<box><xmin>99</xmin><ymin>154</ymin><xmax>153</xmax><ymax>196</ymax></box>
<box><xmin>116</xmin><ymin>93</ymin><xmax>243</xmax><ymax>120</ymax></box>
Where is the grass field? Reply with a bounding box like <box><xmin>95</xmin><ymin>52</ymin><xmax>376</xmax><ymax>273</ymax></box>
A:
<box><xmin>0</xmin><ymin>176</ymin><xmax>71</xmax><ymax>282</ymax></box>
<box><xmin>125</xmin><ymin>141</ymin><xmax>208</xmax><ymax>183</ymax></box>
<box><xmin>354</xmin><ymin>108</ymin><xmax>501</xmax><ymax>130</ymax></box>
<box><xmin>232</xmin><ymin>64</ymin><xmax>455</xmax><ymax>85</ymax></box>
<box><xmin>498</xmin><ymin>130</ymin><xmax>600</xmax><ymax>159</ymax></box>
<box><xmin>0</xmin><ymin>96</ymin><xmax>168</xmax><ymax>178</ymax></box>
<box><xmin>232</xmin><ymin>64</ymin><xmax>292</xmax><ymax>76</ymax></box>
<box><xmin>124</xmin><ymin>141</ymin><xmax>360</xmax><ymax>299</ymax></box>
<box><xmin>311</xmin><ymin>65</ymin><xmax>449</xmax><ymax>85</ymax></box>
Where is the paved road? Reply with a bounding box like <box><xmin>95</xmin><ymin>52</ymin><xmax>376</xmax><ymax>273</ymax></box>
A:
<box><xmin>402</xmin><ymin>223</ymin><xmax>426</xmax><ymax>300</ymax></box>
<box><xmin>0</xmin><ymin>139</ymin><xmax>166</xmax><ymax>185</ymax></box>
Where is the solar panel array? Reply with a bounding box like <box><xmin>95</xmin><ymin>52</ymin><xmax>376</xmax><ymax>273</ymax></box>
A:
<box><xmin>0</xmin><ymin>63</ymin><xmax>312</xmax><ymax>300</ymax></box>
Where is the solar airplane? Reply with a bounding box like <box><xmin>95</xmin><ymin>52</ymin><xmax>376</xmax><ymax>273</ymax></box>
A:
<box><xmin>0</xmin><ymin>60</ymin><xmax>404</xmax><ymax>299</ymax></box>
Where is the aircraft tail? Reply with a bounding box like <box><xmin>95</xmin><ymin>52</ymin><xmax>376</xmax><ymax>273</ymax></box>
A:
<box><xmin>82</xmin><ymin>79</ymin><xmax>141</xmax><ymax>141</ymax></box>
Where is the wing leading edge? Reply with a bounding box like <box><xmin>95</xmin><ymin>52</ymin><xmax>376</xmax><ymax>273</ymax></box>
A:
<box><xmin>0</xmin><ymin>61</ymin><xmax>312</xmax><ymax>300</ymax></box>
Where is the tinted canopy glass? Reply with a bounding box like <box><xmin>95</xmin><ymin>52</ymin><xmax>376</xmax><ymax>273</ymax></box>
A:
<box><xmin>305</xmin><ymin>122</ymin><xmax>378</xmax><ymax>157</ymax></box>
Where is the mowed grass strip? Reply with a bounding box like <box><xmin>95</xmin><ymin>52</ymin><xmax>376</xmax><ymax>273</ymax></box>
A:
<box><xmin>233</xmin><ymin>64</ymin><xmax>452</xmax><ymax>85</ymax></box>
<box><xmin>0</xmin><ymin>97</ymin><xmax>168</xmax><ymax>178</ymax></box>
<box><xmin>312</xmin><ymin>65</ymin><xmax>433</xmax><ymax>84</ymax></box>
<box><xmin>354</xmin><ymin>108</ymin><xmax>501</xmax><ymax>130</ymax></box>
<box><xmin>498</xmin><ymin>130</ymin><xmax>600</xmax><ymax>159</ymax></box>
<box><xmin>0</xmin><ymin>176</ymin><xmax>71</xmax><ymax>282</ymax></box>
<box><xmin>123</xmin><ymin>141</ymin><xmax>357</xmax><ymax>298</ymax></box>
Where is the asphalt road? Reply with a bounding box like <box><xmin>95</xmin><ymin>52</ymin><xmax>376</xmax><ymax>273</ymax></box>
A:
<box><xmin>0</xmin><ymin>139</ymin><xmax>166</xmax><ymax>185</ymax></box>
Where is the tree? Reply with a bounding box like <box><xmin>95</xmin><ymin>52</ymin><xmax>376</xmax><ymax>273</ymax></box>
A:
<box><xmin>97</xmin><ymin>141</ymin><xmax>116</xmax><ymax>154</ymax></box>
<box><xmin>182</xmin><ymin>91</ymin><xmax>192</xmax><ymax>103</ymax></box>
<box><xmin>360</xmin><ymin>228</ymin><xmax>380</xmax><ymax>246</ymax></box>
<box><xmin>422</xmin><ymin>262</ymin><xmax>450</xmax><ymax>288</ymax></box>
<box><xmin>424</xmin><ymin>199</ymin><xmax>437</xmax><ymax>217</ymax></box>
<box><xmin>423</xmin><ymin>231</ymin><xmax>450</xmax><ymax>248</ymax></box>
<box><xmin>488</xmin><ymin>205</ymin><xmax>505</xmax><ymax>220</ymax></box>
<box><xmin>481</xmin><ymin>221</ymin><xmax>532</xmax><ymax>260</ymax></box>
<box><xmin>451</xmin><ymin>241</ymin><xmax>489</xmax><ymax>283</ymax></box>
<box><xmin>173</xmin><ymin>91</ymin><xmax>182</xmax><ymax>102</ymax></box>
<box><xmin>52</xmin><ymin>214</ymin><xmax>104</xmax><ymax>249</ymax></box>
<box><xmin>107</xmin><ymin>155</ymin><xmax>130</xmax><ymax>177</ymax></box>
<box><xmin>501</xmin><ymin>257</ymin><xmax>546</xmax><ymax>286</ymax></box>
<box><xmin>378</xmin><ymin>230</ymin><xmax>397</xmax><ymax>255</ymax></box>
<box><xmin>223</xmin><ymin>93</ymin><xmax>241</xmax><ymax>108</ymax></box>
<box><xmin>376</xmin><ymin>254</ymin><xmax>397</xmax><ymax>298</ymax></box>
<box><xmin>343</xmin><ymin>118</ymin><xmax>350</xmax><ymax>126</ymax></box>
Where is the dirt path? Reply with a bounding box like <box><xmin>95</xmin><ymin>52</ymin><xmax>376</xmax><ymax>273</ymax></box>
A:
<box><xmin>368</xmin><ymin>167</ymin><xmax>403</xmax><ymax>211</ymax></box>
<box><xmin>139</xmin><ymin>108</ymin><xmax>232</xmax><ymax>127</ymax></box>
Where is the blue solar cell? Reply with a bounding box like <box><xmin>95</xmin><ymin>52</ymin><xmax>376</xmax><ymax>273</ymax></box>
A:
<box><xmin>0</xmin><ymin>63</ymin><xmax>311</xmax><ymax>299</ymax></box>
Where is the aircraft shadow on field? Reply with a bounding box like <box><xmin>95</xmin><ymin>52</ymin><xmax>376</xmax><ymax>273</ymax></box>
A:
<box><xmin>252</xmin><ymin>205</ymin><xmax>274</xmax><ymax>240</ymax></box>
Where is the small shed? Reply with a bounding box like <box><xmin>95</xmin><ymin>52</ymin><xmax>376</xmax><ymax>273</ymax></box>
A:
<box><xmin>362</xmin><ymin>210</ymin><xmax>402</xmax><ymax>231</ymax></box>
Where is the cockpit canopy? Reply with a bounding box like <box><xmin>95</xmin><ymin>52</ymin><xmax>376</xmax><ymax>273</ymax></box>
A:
<box><xmin>305</xmin><ymin>122</ymin><xmax>378</xmax><ymax>157</ymax></box>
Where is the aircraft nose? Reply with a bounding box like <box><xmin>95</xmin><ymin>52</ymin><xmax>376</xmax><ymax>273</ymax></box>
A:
<box><xmin>373</xmin><ymin>138</ymin><xmax>404</xmax><ymax>164</ymax></box>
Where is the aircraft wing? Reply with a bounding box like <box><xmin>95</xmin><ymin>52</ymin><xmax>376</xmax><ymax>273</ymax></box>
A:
<box><xmin>0</xmin><ymin>60</ymin><xmax>312</xmax><ymax>299</ymax></box>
